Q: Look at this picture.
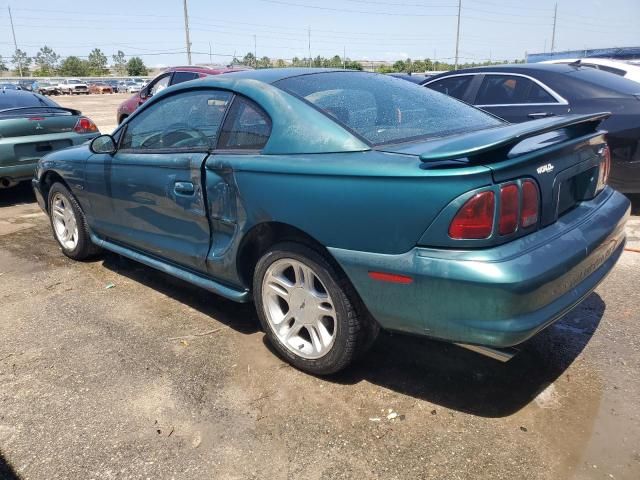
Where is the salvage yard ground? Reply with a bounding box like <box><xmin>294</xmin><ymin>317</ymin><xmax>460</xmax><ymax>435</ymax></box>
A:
<box><xmin>0</xmin><ymin>94</ymin><xmax>639</xmax><ymax>479</ymax></box>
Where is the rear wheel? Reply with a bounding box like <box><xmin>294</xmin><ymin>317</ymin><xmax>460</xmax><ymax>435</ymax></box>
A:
<box><xmin>47</xmin><ymin>183</ymin><xmax>101</xmax><ymax>260</ymax></box>
<box><xmin>254</xmin><ymin>242</ymin><xmax>375</xmax><ymax>375</ymax></box>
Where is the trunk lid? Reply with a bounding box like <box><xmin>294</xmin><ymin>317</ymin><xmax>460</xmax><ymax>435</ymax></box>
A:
<box><xmin>0</xmin><ymin>107</ymin><xmax>80</xmax><ymax>137</ymax></box>
<box><xmin>377</xmin><ymin>113</ymin><xmax>610</xmax><ymax>227</ymax></box>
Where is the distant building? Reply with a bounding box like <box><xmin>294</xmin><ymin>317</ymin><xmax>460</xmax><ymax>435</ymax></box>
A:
<box><xmin>527</xmin><ymin>46</ymin><xmax>640</xmax><ymax>63</ymax></box>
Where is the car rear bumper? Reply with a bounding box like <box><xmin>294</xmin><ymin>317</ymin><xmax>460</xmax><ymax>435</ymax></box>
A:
<box><xmin>329</xmin><ymin>187</ymin><xmax>630</xmax><ymax>348</ymax></box>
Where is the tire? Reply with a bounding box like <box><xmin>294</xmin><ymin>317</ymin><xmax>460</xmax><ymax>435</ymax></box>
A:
<box><xmin>47</xmin><ymin>182</ymin><xmax>101</xmax><ymax>260</ymax></box>
<box><xmin>253</xmin><ymin>242</ymin><xmax>375</xmax><ymax>375</ymax></box>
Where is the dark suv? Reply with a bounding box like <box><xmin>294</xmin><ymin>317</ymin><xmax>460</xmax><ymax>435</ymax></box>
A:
<box><xmin>116</xmin><ymin>66</ymin><xmax>246</xmax><ymax>124</ymax></box>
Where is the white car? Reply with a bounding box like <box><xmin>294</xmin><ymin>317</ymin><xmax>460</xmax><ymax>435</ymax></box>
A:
<box><xmin>58</xmin><ymin>78</ymin><xmax>89</xmax><ymax>95</ymax></box>
<box><xmin>541</xmin><ymin>58</ymin><xmax>640</xmax><ymax>83</ymax></box>
<box><xmin>125</xmin><ymin>82</ymin><xmax>142</xmax><ymax>94</ymax></box>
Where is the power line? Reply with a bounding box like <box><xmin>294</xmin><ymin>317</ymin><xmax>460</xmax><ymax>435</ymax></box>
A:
<box><xmin>254</xmin><ymin>0</ymin><xmax>457</xmax><ymax>17</ymax></box>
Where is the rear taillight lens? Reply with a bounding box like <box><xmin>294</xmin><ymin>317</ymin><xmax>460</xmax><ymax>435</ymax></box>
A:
<box><xmin>498</xmin><ymin>184</ymin><xmax>519</xmax><ymax>235</ymax></box>
<box><xmin>596</xmin><ymin>144</ymin><xmax>611</xmax><ymax>192</ymax></box>
<box><xmin>74</xmin><ymin>117</ymin><xmax>98</xmax><ymax>134</ymax></box>
<box><xmin>520</xmin><ymin>180</ymin><xmax>540</xmax><ymax>228</ymax></box>
<box><xmin>449</xmin><ymin>191</ymin><xmax>495</xmax><ymax>239</ymax></box>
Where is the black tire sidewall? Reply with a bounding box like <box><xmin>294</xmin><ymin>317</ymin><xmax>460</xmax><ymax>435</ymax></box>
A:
<box><xmin>253</xmin><ymin>242</ymin><xmax>359</xmax><ymax>375</ymax></box>
<box><xmin>47</xmin><ymin>183</ymin><xmax>94</xmax><ymax>260</ymax></box>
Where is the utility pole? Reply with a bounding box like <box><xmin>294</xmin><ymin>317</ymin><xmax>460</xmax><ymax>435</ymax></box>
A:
<box><xmin>343</xmin><ymin>46</ymin><xmax>346</xmax><ymax>69</ymax></box>
<box><xmin>454</xmin><ymin>0</ymin><xmax>462</xmax><ymax>70</ymax></box>
<box><xmin>254</xmin><ymin>35</ymin><xmax>257</xmax><ymax>68</ymax></box>
<box><xmin>308</xmin><ymin>27</ymin><xmax>311</xmax><ymax>67</ymax></box>
<box><xmin>433</xmin><ymin>49</ymin><xmax>437</xmax><ymax>72</ymax></box>
<box><xmin>551</xmin><ymin>2</ymin><xmax>557</xmax><ymax>53</ymax></box>
<box><xmin>183</xmin><ymin>0</ymin><xmax>192</xmax><ymax>64</ymax></box>
<box><xmin>209</xmin><ymin>42</ymin><xmax>213</xmax><ymax>65</ymax></box>
<box><xmin>8</xmin><ymin>6</ymin><xmax>22</xmax><ymax>78</ymax></box>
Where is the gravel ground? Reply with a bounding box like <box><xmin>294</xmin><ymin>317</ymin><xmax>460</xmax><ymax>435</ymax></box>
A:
<box><xmin>0</xmin><ymin>183</ymin><xmax>639</xmax><ymax>480</ymax></box>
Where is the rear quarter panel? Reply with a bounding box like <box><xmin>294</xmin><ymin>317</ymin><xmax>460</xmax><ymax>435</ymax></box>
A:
<box><xmin>207</xmin><ymin>151</ymin><xmax>494</xmax><ymax>255</ymax></box>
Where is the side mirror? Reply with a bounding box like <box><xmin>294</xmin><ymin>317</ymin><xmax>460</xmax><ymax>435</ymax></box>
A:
<box><xmin>90</xmin><ymin>134</ymin><xmax>117</xmax><ymax>155</ymax></box>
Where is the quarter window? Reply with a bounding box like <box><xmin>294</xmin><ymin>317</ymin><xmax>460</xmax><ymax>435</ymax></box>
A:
<box><xmin>476</xmin><ymin>75</ymin><xmax>556</xmax><ymax>105</ymax></box>
<box><xmin>120</xmin><ymin>90</ymin><xmax>232</xmax><ymax>151</ymax></box>
<box><xmin>426</xmin><ymin>75</ymin><xmax>473</xmax><ymax>100</ymax></box>
<box><xmin>171</xmin><ymin>71</ymin><xmax>200</xmax><ymax>85</ymax></box>
<box><xmin>218</xmin><ymin>97</ymin><xmax>271</xmax><ymax>150</ymax></box>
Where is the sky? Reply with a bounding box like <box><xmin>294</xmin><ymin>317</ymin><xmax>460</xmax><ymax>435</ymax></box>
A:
<box><xmin>0</xmin><ymin>0</ymin><xmax>638</xmax><ymax>68</ymax></box>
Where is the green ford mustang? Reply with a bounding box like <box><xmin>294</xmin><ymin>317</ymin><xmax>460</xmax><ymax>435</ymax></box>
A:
<box><xmin>0</xmin><ymin>89</ymin><xmax>99</xmax><ymax>189</ymax></box>
<box><xmin>32</xmin><ymin>69</ymin><xmax>630</xmax><ymax>374</ymax></box>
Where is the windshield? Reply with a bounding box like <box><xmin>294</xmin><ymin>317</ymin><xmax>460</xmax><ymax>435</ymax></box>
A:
<box><xmin>68</xmin><ymin>80</ymin><xmax>82</xmax><ymax>84</ymax></box>
<box><xmin>274</xmin><ymin>71</ymin><xmax>502</xmax><ymax>145</ymax></box>
<box><xmin>0</xmin><ymin>92</ymin><xmax>59</xmax><ymax>110</ymax></box>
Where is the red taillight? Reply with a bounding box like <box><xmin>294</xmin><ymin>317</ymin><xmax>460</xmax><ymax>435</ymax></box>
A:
<box><xmin>449</xmin><ymin>191</ymin><xmax>495</xmax><ymax>239</ymax></box>
<box><xmin>597</xmin><ymin>144</ymin><xmax>611</xmax><ymax>192</ymax></box>
<box><xmin>498</xmin><ymin>184</ymin><xmax>519</xmax><ymax>235</ymax></box>
<box><xmin>520</xmin><ymin>180</ymin><xmax>539</xmax><ymax>228</ymax></box>
<box><xmin>74</xmin><ymin>117</ymin><xmax>98</xmax><ymax>134</ymax></box>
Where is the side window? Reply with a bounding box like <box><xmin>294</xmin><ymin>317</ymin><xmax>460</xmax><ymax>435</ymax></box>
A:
<box><xmin>218</xmin><ymin>97</ymin><xmax>271</xmax><ymax>150</ymax></box>
<box><xmin>426</xmin><ymin>76</ymin><xmax>473</xmax><ymax>100</ymax></box>
<box><xmin>171</xmin><ymin>71</ymin><xmax>200</xmax><ymax>86</ymax></box>
<box><xmin>150</xmin><ymin>74</ymin><xmax>171</xmax><ymax>96</ymax></box>
<box><xmin>476</xmin><ymin>75</ymin><xmax>556</xmax><ymax>105</ymax></box>
<box><xmin>120</xmin><ymin>90</ymin><xmax>232</xmax><ymax>151</ymax></box>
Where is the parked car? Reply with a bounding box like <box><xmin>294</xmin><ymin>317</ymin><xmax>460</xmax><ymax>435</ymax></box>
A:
<box><xmin>124</xmin><ymin>82</ymin><xmax>142</xmax><ymax>94</ymax></box>
<box><xmin>388</xmin><ymin>72</ymin><xmax>431</xmax><ymax>83</ymax></box>
<box><xmin>0</xmin><ymin>83</ymin><xmax>21</xmax><ymax>90</ymax></box>
<box><xmin>58</xmin><ymin>78</ymin><xmax>89</xmax><ymax>95</ymax></box>
<box><xmin>104</xmin><ymin>80</ymin><xmax>120</xmax><ymax>93</ymax></box>
<box><xmin>88</xmin><ymin>82</ymin><xmax>114</xmax><ymax>94</ymax></box>
<box><xmin>541</xmin><ymin>58</ymin><xmax>640</xmax><ymax>83</ymax></box>
<box><xmin>116</xmin><ymin>65</ymin><xmax>244</xmax><ymax>124</ymax></box>
<box><xmin>33</xmin><ymin>69</ymin><xmax>629</xmax><ymax>374</ymax></box>
<box><xmin>0</xmin><ymin>89</ymin><xmax>99</xmax><ymax>189</ymax></box>
<box><xmin>423</xmin><ymin>64</ymin><xmax>640</xmax><ymax>193</ymax></box>
<box><xmin>36</xmin><ymin>81</ymin><xmax>61</xmax><ymax>96</ymax></box>
<box><xmin>16</xmin><ymin>80</ymin><xmax>34</xmax><ymax>91</ymax></box>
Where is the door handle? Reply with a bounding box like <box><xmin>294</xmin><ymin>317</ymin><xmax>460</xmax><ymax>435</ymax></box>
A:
<box><xmin>528</xmin><ymin>112</ymin><xmax>554</xmax><ymax>119</ymax></box>
<box><xmin>174</xmin><ymin>181</ymin><xmax>195</xmax><ymax>195</ymax></box>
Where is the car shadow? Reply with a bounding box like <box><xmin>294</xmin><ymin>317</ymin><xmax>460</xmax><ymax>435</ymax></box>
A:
<box><xmin>0</xmin><ymin>182</ymin><xmax>35</xmax><ymax>208</ymax></box>
<box><xmin>0</xmin><ymin>449</ymin><xmax>21</xmax><ymax>480</ymax></box>
<box><xmin>626</xmin><ymin>193</ymin><xmax>640</xmax><ymax>215</ymax></box>
<box><xmin>100</xmin><ymin>253</ymin><xmax>260</xmax><ymax>335</ymax></box>
<box><xmin>327</xmin><ymin>292</ymin><xmax>605</xmax><ymax>418</ymax></box>
<box><xmin>100</xmin><ymin>251</ymin><xmax>604</xmax><ymax>418</ymax></box>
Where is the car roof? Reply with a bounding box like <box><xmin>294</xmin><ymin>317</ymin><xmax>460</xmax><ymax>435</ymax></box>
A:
<box><xmin>222</xmin><ymin>67</ymin><xmax>349</xmax><ymax>84</ymax></box>
<box><xmin>164</xmin><ymin>65</ymin><xmax>249</xmax><ymax>75</ymax></box>
<box><xmin>431</xmin><ymin>63</ymin><xmax>582</xmax><ymax>77</ymax></box>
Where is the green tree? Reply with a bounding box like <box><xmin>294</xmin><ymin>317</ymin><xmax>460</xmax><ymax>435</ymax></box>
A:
<box><xmin>112</xmin><ymin>50</ymin><xmax>127</xmax><ymax>75</ymax></box>
<box><xmin>275</xmin><ymin>59</ymin><xmax>286</xmax><ymax>68</ymax></box>
<box><xmin>0</xmin><ymin>56</ymin><xmax>8</xmax><ymax>72</ymax></box>
<box><xmin>257</xmin><ymin>56</ymin><xmax>271</xmax><ymax>69</ymax></box>
<box><xmin>126</xmin><ymin>57</ymin><xmax>148</xmax><ymax>76</ymax></box>
<box><xmin>242</xmin><ymin>52</ymin><xmax>256</xmax><ymax>67</ymax></box>
<box><xmin>88</xmin><ymin>48</ymin><xmax>108</xmax><ymax>76</ymax></box>
<box><xmin>34</xmin><ymin>46</ymin><xmax>60</xmax><ymax>77</ymax></box>
<box><xmin>58</xmin><ymin>56</ymin><xmax>90</xmax><ymax>76</ymax></box>
<box><xmin>11</xmin><ymin>49</ymin><xmax>32</xmax><ymax>76</ymax></box>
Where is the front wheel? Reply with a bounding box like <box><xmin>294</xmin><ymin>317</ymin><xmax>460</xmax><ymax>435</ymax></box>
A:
<box><xmin>47</xmin><ymin>183</ymin><xmax>101</xmax><ymax>260</ymax></box>
<box><xmin>254</xmin><ymin>242</ymin><xmax>375</xmax><ymax>375</ymax></box>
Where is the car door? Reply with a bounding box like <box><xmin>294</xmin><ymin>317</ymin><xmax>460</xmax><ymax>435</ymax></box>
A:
<box><xmin>471</xmin><ymin>73</ymin><xmax>570</xmax><ymax>123</ymax></box>
<box><xmin>84</xmin><ymin>88</ymin><xmax>233</xmax><ymax>272</ymax></box>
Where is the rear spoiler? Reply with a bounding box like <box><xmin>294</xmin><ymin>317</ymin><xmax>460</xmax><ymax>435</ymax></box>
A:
<box><xmin>419</xmin><ymin>112</ymin><xmax>610</xmax><ymax>163</ymax></box>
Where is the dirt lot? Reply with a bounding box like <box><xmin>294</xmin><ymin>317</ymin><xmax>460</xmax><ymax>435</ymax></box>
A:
<box><xmin>0</xmin><ymin>93</ymin><xmax>639</xmax><ymax>479</ymax></box>
<box><xmin>54</xmin><ymin>92</ymin><xmax>128</xmax><ymax>134</ymax></box>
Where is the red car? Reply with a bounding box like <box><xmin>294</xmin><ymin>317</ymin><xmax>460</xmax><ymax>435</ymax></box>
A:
<box><xmin>116</xmin><ymin>66</ymin><xmax>245</xmax><ymax>124</ymax></box>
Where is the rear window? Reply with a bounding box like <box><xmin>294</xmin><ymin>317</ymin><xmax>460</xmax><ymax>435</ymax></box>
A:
<box><xmin>0</xmin><ymin>92</ymin><xmax>59</xmax><ymax>110</ymax></box>
<box><xmin>274</xmin><ymin>71</ymin><xmax>502</xmax><ymax>145</ymax></box>
<box><xmin>565</xmin><ymin>67</ymin><xmax>640</xmax><ymax>96</ymax></box>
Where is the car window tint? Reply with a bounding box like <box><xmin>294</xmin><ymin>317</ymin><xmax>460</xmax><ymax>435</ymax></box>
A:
<box><xmin>0</xmin><ymin>92</ymin><xmax>58</xmax><ymax>110</ymax></box>
<box><xmin>275</xmin><ymin>72</ymin><xmax>501</xmax><ymax>145</ymax></box>
<box><xmin>218</xmin><ymin>96</ymin><xmax>271</xmax><ymax>150</ymax></box>
<box><xmin>171</xmin><ymin>72</ymin><xmax>200</xmax><ymax>85</ymax></box>
<box><xmin>120</xmin><ymin>90</ymin><xmax>232</xmax><ymax>151</ymax></box>
<box><xmin>426</xmin><ymin>75</ymin><xmax>473</xmax><ymax>100</ymax></box>
<box><xmin>476</xmin><ymin>75</ymin><xmax>556</xmax><ymax>105</ymax></box>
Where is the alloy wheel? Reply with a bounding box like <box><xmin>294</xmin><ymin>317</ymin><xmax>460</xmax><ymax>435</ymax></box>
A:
<box><xmin>51</xmin><ymin>192</ymin><xmax>79</xmax><ymax>251</ymax></box>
